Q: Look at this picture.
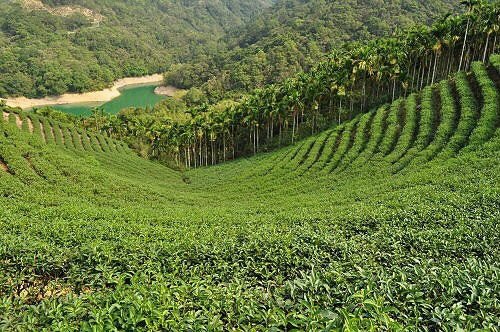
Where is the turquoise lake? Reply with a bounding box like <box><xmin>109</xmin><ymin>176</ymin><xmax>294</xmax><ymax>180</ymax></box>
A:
<box><xmin>48</xmin><ymin>84</ymin><xmax>166</xmax><ymax>116</ymax></box>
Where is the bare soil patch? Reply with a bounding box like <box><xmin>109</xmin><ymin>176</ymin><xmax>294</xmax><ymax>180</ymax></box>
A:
<box><xmin>27</xmin><ymin>117</ymin><xmax>34</xmax><ymax>133</ymax></box>
<box><xmin>21</xmin><ymin>0</ymin><xmax>104</xmax><ymax>25</ymax></box>
<box><xmin>0</xmin><ymin>158</ymin><xmax>11</xmax><ymax>174</ymax></box>
<box><xmin>39</xmin><ymin>121</ymin><xmax>46</xmax><ymax>143</ymax></box>
<box><xmin>15</xmin><ymin>114</ymin><xmax>22</xmax><ymax>129</ymax></box>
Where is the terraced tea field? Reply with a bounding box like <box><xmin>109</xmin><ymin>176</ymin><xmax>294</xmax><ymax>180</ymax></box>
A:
<box><xmin>0</xmin><ymin>60</ymin><xmax>499</xmax><ymax>330</ymax></box>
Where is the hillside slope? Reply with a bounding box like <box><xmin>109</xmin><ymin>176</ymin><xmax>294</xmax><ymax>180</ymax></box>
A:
<box><xmin>0</xmin><ymin>0</ymin><xmax>274</xmax><ymax>98</ymax></box>
<box><xmin>0</xmin><ymin>60</ymin><xmax>499</xmax><ymax>329</ymax></box>
<box><xmin>1</xmin><ymin>0</ymin><xmax>457</xmax><ymax>99</ymax></box>
<box><xmin>165</xmin><ymin>0</ymin><xmax>457</xmax><ymax>94</ymax></box>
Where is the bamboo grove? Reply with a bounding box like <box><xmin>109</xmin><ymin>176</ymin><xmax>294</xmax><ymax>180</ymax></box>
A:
<box><xmin>95</xmin><ymin>0</ymin><xmax>500</xmax><ymax>169</ymax></box>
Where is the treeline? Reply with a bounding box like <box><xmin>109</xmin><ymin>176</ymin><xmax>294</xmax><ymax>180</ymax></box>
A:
<box><xmin>165</xmin><ymin>0</ymin><xmax>458</xmax><ymax>101</ymax></box>
<box><xmin>0</xmin><ymin>0</ymin><xmax>273</xmax><ymax>98</ymax></box>
<box><xmin>89</xmin><ymin>1</ymin><xmax>499</xmax><ymax>169</ymax></box>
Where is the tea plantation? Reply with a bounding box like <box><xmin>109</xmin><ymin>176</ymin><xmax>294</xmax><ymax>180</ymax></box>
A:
<box><xmin>0</xmin><ymin>60</ymin><xmax>499</xmax><ymax>330</ymax></box>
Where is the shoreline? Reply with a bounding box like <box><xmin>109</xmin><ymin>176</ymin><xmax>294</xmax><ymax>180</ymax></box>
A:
<box><xmin>1</xmin><ymin>74</ymin><xmax>165</xmax><ymax>109</ymax></box>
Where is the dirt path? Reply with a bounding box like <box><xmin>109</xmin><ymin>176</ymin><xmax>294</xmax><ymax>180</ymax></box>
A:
<box><xmin>0</xmin><ymin>158</ymin><xmax>10</xmax><ymax>173</ymax></box>
<box><xmin>58</xmin><ymin>126</ymin><xmax>65</xmax><ymax>145</ymax></box>
<box><xmin>27</xmin><ymin>117</ymin><xmax>34</xmax><ymax>133</ymax></box>
<box><xmin>2</xmin><ymin>112</ymin><xmax>9</xmax><ymax>122</ymax></box>
<box><xmin>39</xmin><ymin>121</ymin><xmax>46</xmax><ymax>143</ymax></box>
<box><xmin>15</xmin><ymin>114</ymin><xmax>23</xmax><ymax>129</ymax></box>
<box><xmin>2</xmin><ymin>74</ymin><xmax>164</xmax><ymax>109</ymax></box>
<box><xmin>50</xmin><ymin>126</ymin><xmax>56</xmax><ymax>142</ymax></box>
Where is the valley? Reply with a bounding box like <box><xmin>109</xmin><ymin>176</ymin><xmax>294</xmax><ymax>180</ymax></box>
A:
<box><xmin>0</xmin><ymin>0</ymin><xmax>498</xmax><ymax>330</ymax></box>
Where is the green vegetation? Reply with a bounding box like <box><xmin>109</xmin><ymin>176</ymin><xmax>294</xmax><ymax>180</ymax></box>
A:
<box><xmin>73</xmin><ymin>2</ymin><xmax>499</xmax><ymax>170</ymax></box>
<box><xmin>1</xmin><ymin>1</ymin><xmax>499</xmax><ymax>330</ymax></box>
<box><xmin>166</xmin><ymin>0</ymin><xmax>458</xmax><ymax>99</ymax></box>
<box><xmin>467</xmin><ymin>61</ymin><xmax>500</xmax><ymax>147</ymax></box>
<box><xmin>1</xmin><ymin>55</ymin><xmax>499</xmax><ymax>329</ymax></box>
<box><xmin>0</xmin><ymin>0</ymin><xmax>273</xmax><ymax>98</ymax></box>
<box><xmin>0</xmin><ymin>0</ymin><xmax>457</xmax><ymax>99</ymax></box>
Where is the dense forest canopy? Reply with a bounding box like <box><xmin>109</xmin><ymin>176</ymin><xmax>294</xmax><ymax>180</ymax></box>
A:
<box><xmin>164</xmin><ymin>0</ymin><xmax>459</xmax><ymax>99</ymax></box>
<box><xmin>0</xmin><ymin>0</ymin><xmax>456</xmax><ymax>99</ymax></box>
<box><xmin>0</xmin><ymin>0</ymin><xmax>274</xmax><ymax>98</ymax></box>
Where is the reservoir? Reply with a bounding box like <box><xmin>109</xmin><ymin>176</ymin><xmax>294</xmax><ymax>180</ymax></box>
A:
<box><xmin>2</xmin><ymin>74</ymin><xmax>172</xmax><ymax>117</ymax></box>
<box><xmin>49</xmin><ymin>84</ymin><xmax>166</xmax><ymax>116</ymax></box>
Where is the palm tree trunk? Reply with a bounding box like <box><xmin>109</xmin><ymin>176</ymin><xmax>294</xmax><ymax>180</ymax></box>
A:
<box><xmin>329</xmin><ymin>95</ymin><xmax>334</xmax><ymax>121</ymax></box>
<box><xmin>193</xmin><ymin>146</ymin><xmax>197</xmax><ymax>168</ymax></box>
<box><xmin>211</xmin><ymin>140</ymin><xmax>215</xmax><ymax>165</ymax></box>
<box><xmin>205</xmin><ymin>136</ymin><xmax>208</xmax><ymax>166</ymax></box>
<box><xmin>420</xmin><ymin>58</ymin><xmax>426</xmax><ymax>89</ymax></box>
<box><xmin>253</xmin><ymin>125</ymin><xmax>256</xmax><ymax>154</ymax></box>
<box><xmin>232</xmin><ymin>126</ymin><xmax>235</xmax><ymax>159</ymax></box>
<box><xmin>432</xmin><ymin>52</ymin><xmax>439</xmax><ymax>85</ymax></box>
<box><xmin>465</xmin><ymin>45</ymin><xmax>472</xmax><ymax>71</ymax></box>
<box><xmin>426</xmin><ymin>54</ymin><xmax>433</xmax><ymax>86</ymax></box>
<box><xmin>447</xmin><ymin>47</ymin><xmax>453</xmax><ymax>76</ymax></box>
<box><xmin>471</xmin><ymin>42</ymin><xmax>478</xmax><ymax>62</ymax></box>
<box><xmin>223</xmin><ymin>134</ymin><xmax>226</xmax><ymax>162</ymax></box>
<box><xmin>362</xmin><ymin>74</ymin><xmax>367</xmax><ymax>112</ymax></box>
<box><xmin>483</xmin><ymin>33</ymin><xmax>491</xmax><ymax>63</ymax></box>
<box><xmin>279</xmin><ymin>119</ymin><xmax>282</xmax><ymax>146</ymax></box>
<box><xmin>249</xmin><ymin>127</ymin><xmax>252</xmax><ymax>153</ymax></box>
<box><xmin>271</xmin><ymin>117</ymin><xmax>274</xmax><ymax>140</ymax></box>
<box><xmin>311</xmin><ymin>115</ymin><xmax>315</xmax><ymax>135</ymax></box>
<box><xmin>392</xmin><ymin>79</ymin><xmax>396</xmax><ymax>102</ymax></box>
<box><xmin>199</xmin><ymin>137</ymin><xmax>202</xmax><ymax>165</ymax></box>
<box><xmin>338</xmin><ymin>99</ymin><xmax>342</xmax><ymax>125</ymax></box>
<box><xmin>271</xmin><ymin>117</ymin><xmax>274</xmax><ymax>139</ymax></box>
<box><xmin>459</xmin><ymin>17</ymin><xmax>470</xmax><ymax>71</ymax></box>
<box><xmin>256</xmin><ymin>125</ymin><xmax>259</xmax><ymax>153</ymax></box>
<box><xmin>411</xmin><ymin>60</ymin><xmax>417</xmax><ymax>92</ymax></box>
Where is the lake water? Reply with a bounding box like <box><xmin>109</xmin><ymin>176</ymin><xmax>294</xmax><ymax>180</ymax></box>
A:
<box><xmin>49</xmin><ymin>84</ymin><xmax>166</xmax><ymax>116</ymax></box>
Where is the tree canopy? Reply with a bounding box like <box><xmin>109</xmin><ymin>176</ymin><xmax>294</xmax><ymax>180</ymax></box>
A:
<box><xmin>0</xmin><ymin>0</ymin><xmax>457</xmax><ymax>99</ymax></box>
<box><xmin>164</xmin><ymin>0</ymin><xmax>459</xmax><ymax>101</ymax></box>
<box><xmin>0</xmin><ymin>0</ymin><xmax>273</xmax><ymax>98</ymax></box>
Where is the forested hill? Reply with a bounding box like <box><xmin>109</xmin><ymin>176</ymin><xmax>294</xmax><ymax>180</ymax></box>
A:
<box><xmin>0</xmin><ymin>0</ymin><xmax>274</xmax><ymax>98</ymax></box>
<box><xmin>164</xmin><ymin>0</ymin><xmax>458</xmax><ymax>98</ymax></box>
<box><xmin>232</xmin><ymin>0</ymin><xmax>458</xmax><ymax>48</ymax></box>
<box><xmin>1</xmin><ymin>0</ymin><xmax>457</xmax><ymax>99</ymax></box>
